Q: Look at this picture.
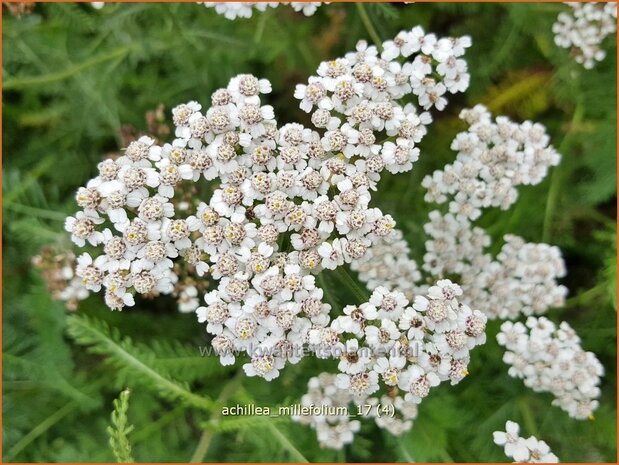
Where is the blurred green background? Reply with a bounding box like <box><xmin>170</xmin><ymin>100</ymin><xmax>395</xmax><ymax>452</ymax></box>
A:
<box><xmin>3</xmin><ymin>2</ymin><xmax>617</xmax><ymax>462</ymax></box>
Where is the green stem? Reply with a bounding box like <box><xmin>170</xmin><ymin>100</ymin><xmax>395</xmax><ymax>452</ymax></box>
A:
<box><xmin>4</xmin><ymin>46</ymin><xmax>130</xmax><ymax>90</ymax></box>
<box><xmin>122</xmin><ymin>351</ymin><xmax>213</xmax><ymax>412</ymax></box>
<box><xmin>189</xmin><ymin>422</ymin><xmax>216</xmax><ymax>463</ymax></box>
<box><xmin>67</xmin><ymin>316</ymin><xmax>216</xmax><ymax>412</ymax></box>
<box><xmin>132</xmin><ymin>405</ymin><xmax>186</xmax><ymax>444</ymax></box>
<box><xmin>398</xmin><ymin>439</ymin><xmax>415</xmax><ymax>462</ymax></box>
<box><xmin>317</xmin><ymin>272</ymin><xmax>340</xmax><ymax>312</ymax></box>
<box><xmin>189</xmin><ymin>373</ymin><xmax>243</xmax><ymax>463</ymax></box>
<box><xmin>4</xmin><ymin>374</ymin><xmax>109</xmax><ymax>462</ymax></box>
<box><xmin>335</xmin><ymin>267</ymin><xmax>369</xmax><ymax>304</ymax></box>
<box><xmin>5</xmin><ymin>203</ymin><xmax>68</xmax><ymax>221</ymax></box>
<box><xmin>542</xmin><ymin>165</ymin><xmax>562</xmax><ymax>244</ymax></box>
<box><xmin>253</xmin><ymin>8</ymin><xmax>269</xmax><ymax>44</ymax></box>
<box><xmin>542</xmin><ymin>103</ymin><xmax>584</xmax><ymax>242</ymax></box>
<box><xmin>266</xmin><ymin>423</ymin><xmax>309</xmax><ymax>463</ymax></box>
<box><xmin>356</xmin><ymin>3</ymin><xmax>383</xmax><ymax>51</ymax></box>
<box><xmin>5</xmin><ymin>402</ymin><xmax>76</xmax><ymax>461</ymax></box>
<box><xmin>563</xmin><ymin>283</ymin><xmax>607</xmax><ymax>308</ymax></box>
<box><xmin>519</xmin><ymin>398</ymin><xmax>538</xmax><ymax>437</ymax></box>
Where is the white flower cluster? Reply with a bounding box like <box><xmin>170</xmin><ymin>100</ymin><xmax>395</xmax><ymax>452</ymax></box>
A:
<box><xmin>32</xmin><ymin>248</ymin><xmax>90</xmax><ymax>311</ymax></box>
<box><xmin>351</xmin><ymin>228</ymin><xmax>422</xmax><ymax>301</ymax></box>
<box><xmin>493</xmin><ymin>421</ymin><xmax>559</xmax><ymax>463</ymax></box>
<box><xmin>65</xmin><ymin>26</ymin><xmax>471</xmax><ymax>383</ymax></box>
<box><xmin>294</xmin><ymin>27</ymin><xmax>470</xmax><ymax>184</ymax></box>
<box><xmin>553</xmin><ymin>2</ymin><xmax>617</xmax><ymax>69</ymax></box>
<box><xmin>497</xmin><ymin>317</ymin><xmax>604</xmax><ymax>420</ymax></box>
<box><xmin>56</xmin><ymin>266</ymin><xmax>90</xmax><ymax>307</ymax></box>
<box><xmin>349</xmin><ymin>216</ymin><xmax>568</xmax><ymax>322</ymax></box>
<box><xmin>294</xmin><ymin>373</ymin><xmax>362</xmax><ymax>450</ymax></box>
<box><xmin>333</xmin><ymin>279</ymin><xmax>487</xmax><ymax>399</ymax></box>
<box><xmin>422</xmin><ymin>105</ymin><xmax>561</xmax><ymax>221</ymax></box>
<box><xmin>294</xmin><ymin>279</ymin><xmax>486</xmax><ymax>448</ymax></box>
<box><xmin>92</xmin><ymin>2</ymin><xmax>324</xmax><ymax>17</ymax></box>
<box><xmin>417</xmin><ymin>105</ymin><xmax>567</xmax><ymax>320</ymax></box>
<box><xmin>347</xmin><ymin>102</ymin><xmax>568</xmax><ymax>320</ymax></box>
<box><xmin>201</xmin><ymin>2</ymin><xmax>325</xmax><ymax>19</ymax></box>
<box><xmin>294</xmin><ymin>373</ymin><xmax>418</xmax><ymax>449</ymax></box>
<box><xmin>64</xmin><ymin>136</ymin><xmax>181</xmax><ymax>311</ymax></box>
<box><xmin>423</xmin><ymin>212</ymin><xmax>568</xmax><ymax>320</ymax></box>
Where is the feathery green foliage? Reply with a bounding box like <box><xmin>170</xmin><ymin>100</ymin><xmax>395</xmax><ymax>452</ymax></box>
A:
<box><xmin>66</xmin><ymin>314</ymin><xmax>216</xmax><ymax>412</ymax></box>
<box><xmin>107</xmin><ymin>389</ymin><xmax>135</xmax><ymax>463</ymax></box>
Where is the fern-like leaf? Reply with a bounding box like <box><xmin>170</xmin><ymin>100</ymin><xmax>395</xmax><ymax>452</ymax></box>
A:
<box><xmin>65</xmin><ymin>314</ymin><xmax>216</xmax><ymax>411</ymax></box>
<box><xmin>148</xmin><ymin>339</ymin><xmax>235</xmax><ymax>383</ymax></box>
<box><xmin>200</xmin><ymin>416</ymin><xmax>288</xmax><ymax>433</ymax></box>
<box><xmin>107</xmin><ymin>389</ymin><xmax>135</xmax><ymax>463</ymax></box>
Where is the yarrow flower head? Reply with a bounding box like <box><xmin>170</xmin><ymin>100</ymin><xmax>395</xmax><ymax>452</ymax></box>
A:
<box><xmin>497</xmin><ymin>317</ymin><xmax>604</xmax><ymax>420</ymax></box>
<box><xmin>423</xmin><ymin>213</ymin><xmax>568</xmax><ymax>320</ymax></box>
<box><xmin>65</xmin><ymin>26</ymin><xmax>471</xmax><ymax>383</ymax></box>
<box><xmin>293</xmin><ymin>373</ymin><xmax>418</xmax><ymax>449</ymax></box>
<box><xmin>493</xmin><ymin>420</ymin><xmax>559</xmax><ymax>463</ymax></box>
<box><xmin>332</xmin><ymin>279</ymin><xmax>486</xmax><ymax>399</ymax></box>
<box><xmin>350</xmin><ymin>104</ymin><xmax>567</xmax><ymax>321</ymax></box>
<box><xmin>422</xmin><ymin>105</ymin><xmax>561</xmax><ymax>221</ymax></box>
<box><xmin>296</xmin><ymin>278</ymin><xmax>486</xmax><ymax>449</ymax></box>
<box><xmin>553</xmin><ymin>2</ymin><xmax>617</xmax><ymax>69</ymax></box>
<box><xmin>32</xmin><ymin>247</ymin><xmax>90</xmax><ymax>311</ymax></box>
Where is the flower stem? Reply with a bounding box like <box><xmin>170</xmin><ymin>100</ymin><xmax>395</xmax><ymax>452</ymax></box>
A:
<box><xmin>335</xmin><ymin>266</ymin><xmax>370</xmax><ymax>304</ymax></box>
<box><xmin>356</xmin><ymin>3</ymin><xmax>383</xmax><ymax>52</ymax></box>
<box><xmin>189</xmin><ymin>372</ymin><xmax>243</xmax><ymax>463</ymax></box>
<box><xmin>519</xmin><ymin>398</ymin><xmax>539</xmax><ymax>437</ymax></box>
<box><xmin>317</xmin><ymin>272</ymin><xmax>340</xmax><ymax>311</ymax></box>
<box><xmin>3</xmin><ymin>46</ymin><xmax>130</xmax><ymax>90</ymax></box>
<box><xmin>266</xmin><ymin>423</ymin><xmax>309</xmax><ymax>463</ymax></box>
<box><xmin>5</xmin><ymin>402</ymin><xmax>76</xmax><ymax>461</ymax></box>
<box><xmin>563</xmin><ymin>283</ymin><xmax>607</xmax><ymax>308</ymax></box>
<box><xmin>542</xmin><ymin>102</ymin><xmax>583</xmax><ymax>243</ymax></box>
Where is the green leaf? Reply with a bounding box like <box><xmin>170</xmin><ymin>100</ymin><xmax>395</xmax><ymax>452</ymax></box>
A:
<box><xmin>107</xmin><ymin>389</ymin><xmax>135</xmax><ymax>463</ymax></box>
<box><xmin>65</xmin><ymin>314</ymin><xmax>216</xmax><ymax>411</ymax></box>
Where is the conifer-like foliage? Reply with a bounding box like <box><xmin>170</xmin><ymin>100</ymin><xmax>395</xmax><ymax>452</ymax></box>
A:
<box><xmin>108</xmin><ymin>389</ymin><xmax>135</xmax><ymax>463</ymax></box>
<box><xmin>3</xmin><ymin>2</ymin><xmax>616</xmax><ymax>462</ymax></box>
